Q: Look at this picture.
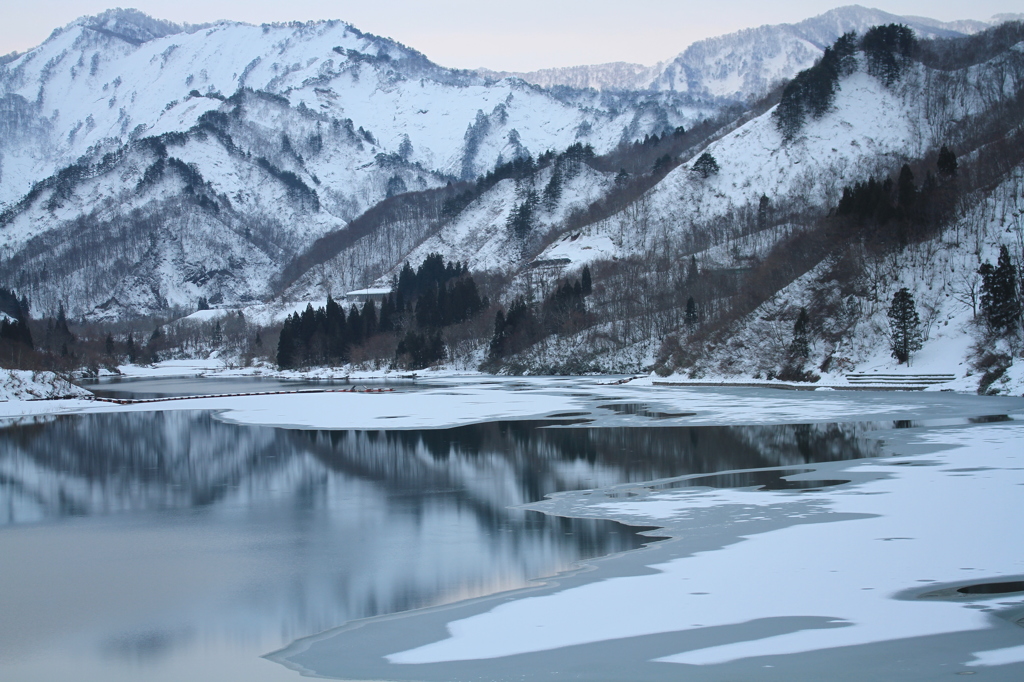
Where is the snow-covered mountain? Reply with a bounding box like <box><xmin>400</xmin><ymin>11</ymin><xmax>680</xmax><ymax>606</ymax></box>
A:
<box><xmin>477</xmin><ymin>62</ymin><xmax>664</xmax><ymax>92</ymax></box>
<box><xmin>310</xmin><ymin>21</ymin><xmax>1022</xmax><ymax>388</ymax></box>
<box><xmin>1</xmin><ymin>1</ymin><xmax>1021</xmax><ymax>368</ymax></box>
<box><xmin>481</xmin><ymin>6</ymin><xmax>1009</xmax><ymax>101</ymax></box>
<box><xmin>0</xmin><ymin>9</ymin><xmax>706</xmax><ymax>318</ymax></box>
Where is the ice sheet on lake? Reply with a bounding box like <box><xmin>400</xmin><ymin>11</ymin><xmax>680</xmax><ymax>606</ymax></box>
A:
<box><xmin>6</xmin><ymin>376</ymin><xmax>1022</xmax><ymax>431</ymax></box>
<box><xmin>386</xmin><ymin>421</ymin><xmax>1024</xmax><ymax>666</ymax></box>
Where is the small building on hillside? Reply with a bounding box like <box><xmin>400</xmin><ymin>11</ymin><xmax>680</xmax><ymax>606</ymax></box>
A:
<box><xmin>345</xmin><ymin>288</ymin><xmax>391</xmax><ymax>304</ymax></box>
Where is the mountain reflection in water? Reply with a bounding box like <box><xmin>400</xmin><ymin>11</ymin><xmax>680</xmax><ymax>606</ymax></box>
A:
<box><xmin>1</xmin><ymin>412</ymin><xmax>881</xmax><ymax>522</ymax></box>
<box><xmin>0</xmin><ymin>411</ymin><xmax>881</xmax><ymax>675</ymax></box>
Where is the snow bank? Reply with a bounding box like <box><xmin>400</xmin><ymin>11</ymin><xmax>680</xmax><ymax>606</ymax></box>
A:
<box><xmin>78</xmin><ymin>383</ymin><xmax>581</xmax><ymax>430</ymax></box>
<box><xmin>0</xmin><ymin>369</ymin><xmax>91</xmax><ymax>401</ymax></box>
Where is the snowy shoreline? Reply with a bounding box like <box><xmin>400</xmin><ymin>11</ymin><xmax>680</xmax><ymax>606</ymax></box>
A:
<box><xmin>82</xmin><ymin>355</ymin><xmax>1024</xmax><ymax>395</ymax></box>
<box><xmin>5</xmin><ymin>369</ymin><xmax>1024</xmax><ymax>429</ymax></box>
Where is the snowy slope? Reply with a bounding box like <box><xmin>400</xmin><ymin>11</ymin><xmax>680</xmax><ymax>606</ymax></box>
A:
<box><xmin>345</xmin><ymin>62</ymin><xmax>927</xmax><ymax>293</ymax></box>
<box><xmin>694</xmin><ymin>167</ymin><xmax>1024</xmax><ymax>394</ymax></box>
<box><xmin>0</xmin><ymin>369</ymin><xmax>91</xmax><ymax>400</ymax></box>
<box><xmin>406</xmin><ymin>165</ymin><xmax>616</xmax><ymax>275</ymax></box>
<box><xmin>0</xmin><ymin>9</ymin><xmax>703</xmax><ymax>207</ymax></box>
<box><xmin>534</xmin><ymin>64</ymin><xmax>920</xmax><ymax>266</ymax></box>
<box><xmin>284</xmin><ymin>38</ymin><xmax>1022</xmax><ymax>314</ymax></box>
<box><xmin>472</xmin><ymin>6</ymin><xmax>984</xmax><ymax>100</ymax></box>
<box><xmin>651</xmin><ymin>5</ymin><xmax>971</xmax><ymax>100</ymax></box>
<box><xmin>0</xmin><ymin>9</ymin><xmax>710</xmax><ymax>319</ymax></box>
<box><xmin>477</xmin><ymin>62</ymin><xmax>664</xmax><ymax>92</ymax></box>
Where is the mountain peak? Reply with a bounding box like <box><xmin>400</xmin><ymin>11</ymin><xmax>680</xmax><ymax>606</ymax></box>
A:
<box><xmin>66</xmin><ymin>8</ymin><xmax>205</xmax><ymax>45</ymax></box>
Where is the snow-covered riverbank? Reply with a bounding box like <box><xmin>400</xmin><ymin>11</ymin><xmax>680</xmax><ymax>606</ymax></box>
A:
<box><xmin>0</xmin><ymin>369</ymin><xmax>91</xmax><ymax>401</ymax></box>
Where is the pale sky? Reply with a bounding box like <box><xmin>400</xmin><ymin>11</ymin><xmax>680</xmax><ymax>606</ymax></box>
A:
<box><xmin>2</xmin><ymin>1</ymin><xmax>1020</xmax><ymax>71</ymax></box>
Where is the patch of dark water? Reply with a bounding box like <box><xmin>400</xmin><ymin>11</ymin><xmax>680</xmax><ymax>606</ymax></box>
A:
<box><xmin>650</xmin><ymin>469</ymin><xmax>850</xmax><ymax>492</ymax></box>
<box><xmin>907</xmin><ymin>579</ymin><xmax>1024</xmax><ymax>632</ymax></box>
<box><xmin>969</xmin><ymin>414</ymin><xmax>1015</xmax><ymax>423</ymax></box>
<box><xmin>597</xmin><ymin>403</ymin><xmax>696</xmax><ymax>418</ymax></box>
<box><xmin>958</xmin><ymin>581</ymin><xmax>1024</xmax><ymax>595</ymax></box>
<box><xmin>906</xmin><ymin>577</ymin><xmax>1024</xmax><ymax>601</ymax></box>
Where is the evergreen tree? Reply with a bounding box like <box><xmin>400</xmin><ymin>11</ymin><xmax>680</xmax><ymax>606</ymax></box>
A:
<box><xmin>396</xmin><ymin>261</ymin><xmax>416</xmax><ymax>310</ymax></box>
<box><xmin>0</xmin><ymin>288</ymin><xmax>30</xmax><ymax>322</ymax></box>
<box><xmin>686</xmin><ymin>255</ymin><xmax>699</xmax><ymax>285</ymax></box>
<box><xmin>105</xmin><ymin>333</ymin><xmax>116</xmax><ymax>357</ymax></box>
<box><xmin>773</xmin><ymin>81</ymin><xmax>806</xmax><ymax>141</ymax></box>
<box><xmin>581</xmin><ymin>265</ymin><xmax>592</xmax><ymax>296</ymax></box>
<box><xmin>385</xmin><ymin>175</ymin><xmax>408</xmax><ymax>198</ymax></box>
<box><xmin>507</xmin><ymin>190</ymin><xmax>538</xmax><ymax>241</ymax></box>
<box><xmin>488</xmin><ymin>297</ymin><xmax>541</xmax><ymax>359</ymax></box>
<box><xmin>937</xmin><ymin>145</ymin><xmax>958</xmax><ymax>178</ymax></box>
<box><xmin>0</xmin><ymin>318</ymin><xmax>32</xmax><ymax>348</ymax></box>
<box><xmin>758</xmin><ymin>194</ymin><xmax>770</xmax><ymax>231</ymax></box>
<box><xmin>542</xmin><ymin>165</ymin><xmax>563</xmax><ymax>210</ymax></box>
<box><xmin>489</xmin><ymin>310</ymin><xmax>507</xmax><ymax>359</ymax></box>
<box><xmin>773</xmin><ymin>33</ymin><xmax>857</xmax><ymax>140</ymax></box>
<box><xmin>862</xmin><ymin>24</ymin><xmax>917</xmax><ymax>87</ymax></box>
<box><xmin>979</xmin><ymin>245</ymin><xmax>1021</xmax><ymax>333</ymax></box>
<box><xmin>541</xmin><ymin>279</ymin><xmax>587</xmax><ymax>334</ymax></box>
<box><xmin>396</xmin><ymin>330</ymin><xmax>445</xmax><ymax>369</ymax></box>
<box><xmin>398</xmin><ymin>134</ymin><xmax>413</xmax><ymax>160</ymax></box>
<box><xmin>298</xmin><ymin>304</ymin><xmax>318</xmax><ymax>364</ymax></box>
<box><xmin>53</xmin><ymin>304</ymin><xmax>75</xmax><ymax>350</ymax></box>
<box><xmin>897</xmin><ymin>164</ymin><xmax>916</xmax><ymax>211</ymax></box>
<box><xmin>362</xmin><ymin>300</ymin><xmax>378</xmax><ymax>338</ymax></box>
<box><xmin>888</xmin><ymin>288</ymin><xmax>922</xmax><ymax>364</ymax></box>
<box><xmin>378</xmin><ymin>294</ymin><xmax>394</xmax><ymax>333</ymax></box>
<box><xmin>691</xmin><ymin>152</ymin><xmax>720</xmax><ymax>179</ymax></box>
<box><xmin>0</xmin><ymin>289</ymin><xmax>33</xmax><ymax>350</ymax></box>
<box><xmin>790</xmin><ymin>308</ymin><xmax>810</xmax><ymax>359</ymax></box>
<box><xmin>415</xmin><ymin>283</ymin><xmax>438</xmax><ymax>329</ymax></box>
<box><xmin>685</xmin><ymin>296</ymin><xmax>698</xmax><ymax>326</ymax></box>
<box><xmin>348</xmin><ymin>305</ymin><xmax>363</xmax><ymax>346</ymax></box>
<box><xmin>325</xmin><ymin>295</ymin><xmax>348</xmax><ymax>362</ymax></box>
<box><xmin>277</xmin><ymin>314</ymin><xmax>297</xmax><ymax>368</ymax></box>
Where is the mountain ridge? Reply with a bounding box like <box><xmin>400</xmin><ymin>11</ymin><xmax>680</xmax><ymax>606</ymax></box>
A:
<box><xmin>476</xmin><ymin>5</ymin><xmax>1011</xmax><ymax>100</ymax></box>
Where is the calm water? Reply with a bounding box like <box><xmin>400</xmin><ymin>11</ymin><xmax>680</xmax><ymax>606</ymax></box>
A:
<box><xmin>0</xmin><ymin>401</ymin><xmax>885</xmax><ymax>681</ymax></box>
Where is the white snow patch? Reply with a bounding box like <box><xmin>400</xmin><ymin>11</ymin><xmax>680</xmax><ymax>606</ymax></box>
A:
<box><xmin>388</xmin><ymin>421</ymin><xmax>1024</xmax><ymax>665</ymax></box>
<box><xmin>0</xmin><ymin>369</ymin><xmax>91</xmax><ymax>401</ymax></box>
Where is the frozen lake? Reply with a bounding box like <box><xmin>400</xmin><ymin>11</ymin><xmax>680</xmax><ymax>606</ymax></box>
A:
<box><xmin>1</xmin><ymin>378</ymin><xmax>1023</xmax><ymax>680</ymax></box>
<box><xmin>79</xmin><ymin>374</ymin><xmax>419</xmax><ymax>399</ymax></box>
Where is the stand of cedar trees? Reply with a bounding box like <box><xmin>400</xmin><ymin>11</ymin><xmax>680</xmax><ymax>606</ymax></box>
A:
<box><xmin>276</xmin><ymin>254</ymin><xmax>487</xmax><ymax>370</ymax></box>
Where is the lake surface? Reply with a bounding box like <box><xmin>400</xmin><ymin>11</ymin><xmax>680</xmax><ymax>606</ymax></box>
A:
<box><xmin>0</xmin><ymin>380</ymin><xmax>945</xmax><ymax>681</ymax></box>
